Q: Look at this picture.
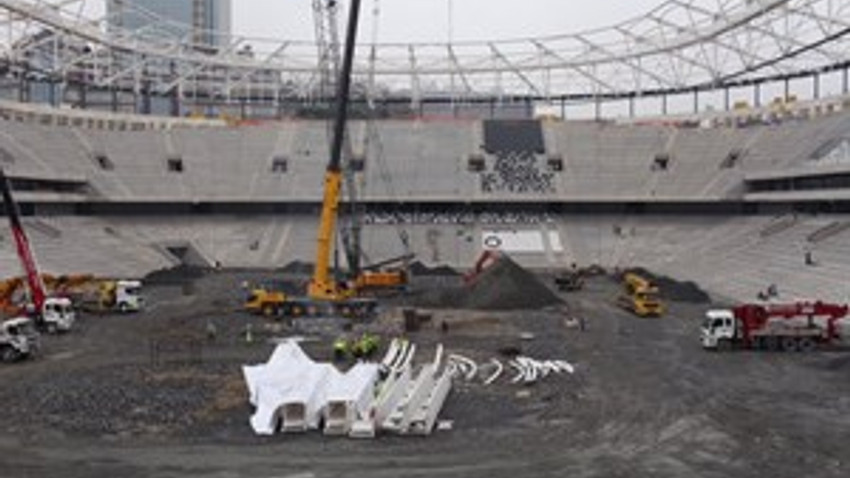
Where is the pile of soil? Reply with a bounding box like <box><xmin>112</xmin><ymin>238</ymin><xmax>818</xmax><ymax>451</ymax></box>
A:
<box><xmin>143</xmin><ymin>265</ymin><xmax>208</xmax><ymax>285</ymax></box>
<box><xmin>408</xmin><ymin>261</ymin><xmax>460</xmax><ymax>276</ymax></box>
<box><xmin>283</xmin><ymin>260</ymin><xmax>458</xmax><ymax>277</ymax></box>
<box><xmin>280</xmin><ymin>260</ymin><xmax>314</xmax><ymax>275</ymax></box>
<box><xmin>625</xmin><ymin>267</ymin><xmax>711</xmax><ymax>303</ymax></box>
<box><xmin>412</xmin><ymin>254</ymin><xmax>563</xmax><ymax>310</ymax></box>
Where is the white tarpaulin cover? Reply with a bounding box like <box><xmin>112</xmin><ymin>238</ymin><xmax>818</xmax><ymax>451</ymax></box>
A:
<box><xmin>326</xmin><ymin>362</ymin><xmax>379</xmax><ymax>408</ymax></box>
<box><xmin>324</xmin><ymin>362</ymin><xmax>380</xmax><ymax>435</ymax></box>
<box><xmin>243</xmin><ymin>341</ymin><xmax>340</xmax><ymax>435</ymax></box>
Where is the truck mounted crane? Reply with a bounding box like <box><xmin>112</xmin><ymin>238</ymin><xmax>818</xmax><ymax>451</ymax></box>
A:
<box><xmin>701</xmin><ymin>301</ymin><xmax>848</xmax><ymax>351</ymax></box>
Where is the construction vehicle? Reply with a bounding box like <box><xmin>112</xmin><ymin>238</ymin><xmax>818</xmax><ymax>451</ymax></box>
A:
<box><xmin>320</xmin><ymin>0</ymin><xmax>410</xmax><ymax>297</ymax></box>
<box><xmin>701</xmin><ymin>301</ymin><xmax>849</xmax><ymax>351</ymax></box>
<box><xmin>1</xmin><ymin>167</ymin><xmax>74</xmax><ymax>333</ymax></box>
<box><xmin>0</xmin><ymin>316</ymin><xmax>39</xmax><ymax>362</ymax></box>
<box><xmin>351</xmin><ymin>253</ymin><xmax>413</xmax><ymax>292</ymax></box>
<box><xmin>96</xmin><ymin>280</ymin><xmax>144</xmax><ymax>313</ymax></box>
<box><xmin>244</xmin><ymin>0</ymin><xmax>378</xmax><ymax>319</ymax></box>
<box><xmin>2</xmin><ymin>276</ymin><xmax>75</xmax><ymax>331</ymax></box>
<box><xmin>0</xmin><ymin>277</ymin><xmax>24</xmax><ymax>317</ymax></box>
<box><xmin>617</xmin><ymin>272</ymin><xmax>665</xmax><ymax>317</ymax></box>
<box><xmin>554</xmin><ymin>267</ymin><xmax>584</xmax><ymax>292</ymax></box>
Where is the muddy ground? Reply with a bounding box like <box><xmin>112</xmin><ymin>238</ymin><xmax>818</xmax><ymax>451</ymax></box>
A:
<box><xmin>0</xmin><ymin>269</ymin><xmax>848</xmax><ymax>478</ymax></box>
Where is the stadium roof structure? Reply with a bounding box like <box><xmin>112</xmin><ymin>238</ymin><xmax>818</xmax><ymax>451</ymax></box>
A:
<box><xmin>0</xmin><ymin>0</ymin><xmax>849</xmax><ymax>112</ymax></box>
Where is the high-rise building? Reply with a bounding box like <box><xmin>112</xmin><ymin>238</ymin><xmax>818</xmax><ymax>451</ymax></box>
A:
<box><xmin>107</xmin><ymin>0</ymin><xmax>232</xmax><ymax>47</ymax></box>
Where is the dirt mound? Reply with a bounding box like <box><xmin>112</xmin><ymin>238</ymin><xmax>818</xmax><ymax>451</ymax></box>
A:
<box><xmin>283</xmin><ymin>260</ymin><xmax>458</xmax><ymax>277</ymax></box>
<box><xmin>625</xmin><ymin>267</ymin><xmax>711</xmax><ymax>303</ymax></box>
<box><xmin>280</xmin><ymin>260</ymin><xmax>314</xmax><ymax>275</ymax></box>
<box><xmin>143</xmin><ymin>265</ymin><xmax>208</xmax><ymax>285</ymax></box>
<box><xmin>412</xmin><ymin>254</ymin><xmax>563</xmax><ymax>310</ymax></box>
<box><xmin>408</xmin><ymin>261</ymin><xmax>460</xmax><ymax>276</ymax></box>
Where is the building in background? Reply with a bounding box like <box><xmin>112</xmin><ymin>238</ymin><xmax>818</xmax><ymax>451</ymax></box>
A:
<box><xmin>107</xmin><ymin>0</ymin><xmax>231</xmax><ymax>47</ymax></box>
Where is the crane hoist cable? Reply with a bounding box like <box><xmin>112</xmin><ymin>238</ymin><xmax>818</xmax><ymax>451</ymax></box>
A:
<box><xmin>361</xmin><ymin>0</ymin><xmax>411</xmax><ymax>257</ymax></box>
<box><xmin>314</xmin><ymin>0</ymin><xmax>363</xmax><ymax>277</ymax></box>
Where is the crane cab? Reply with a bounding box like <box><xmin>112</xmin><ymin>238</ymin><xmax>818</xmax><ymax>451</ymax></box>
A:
<box><xmin>0</xmin><ymin>317</ymin><xmax>39</xmax><ymax>361</ymax></box>
<box><xmin>701</xmin><ymin>309</ymin><xmax>736</xmax><ymax>349</ymax></box>
<box><xmin>100</xmin><ymin>280</ymin><xmax>144</xmax><ymax>312</ymax></box>
<box><xmin>40</xmin><ymin>297</ymin><xmax>75</xmax><ymax>333</ymax></box>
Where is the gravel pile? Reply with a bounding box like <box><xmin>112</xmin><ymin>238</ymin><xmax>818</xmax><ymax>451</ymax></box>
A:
<box><xmin>144</xmin><ymin>265</ymin><xmax>209</xmax><ymax>285</ymax></box>
<box><xmin>409</xmin><ymin>261</ymin><xmax>460</xmax><ymax>276</ymax></box>
<box><xmin>281</xmin><ymin>260</ymin><xmax>314</xmax><ymax>275</ymax></box>
<box><xmin>412</xmin><ymin>254</ymin><xmax>563</xmax><ymax>310</ymax></box>
<box><xmin>625</xmin><ymin>267</ymin><xmax>711</xmax><ymax>303</ymax></box>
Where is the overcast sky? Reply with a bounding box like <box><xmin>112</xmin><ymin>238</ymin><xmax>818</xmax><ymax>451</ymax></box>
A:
<box><xmin>234</xmin><ymin>0</ymin><xmax>664</xmax><ymax>42</ymax></box>
<box><xmin>84</xmin><ymin>0</ymin><xmax>666</xmax><ymax>43</ymax></box>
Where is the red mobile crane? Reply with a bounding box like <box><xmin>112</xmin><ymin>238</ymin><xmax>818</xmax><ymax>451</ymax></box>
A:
<box><xmin>1</xmin><ymin>167</ymin><xmax>74</xmax><ymax>333</ymax></box>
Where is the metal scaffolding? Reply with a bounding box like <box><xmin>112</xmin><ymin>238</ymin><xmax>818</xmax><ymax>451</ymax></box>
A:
<box><xmin>0</xmin><ymin>0</ymin><xmax>848</xmax><ymax>117</ymax></box>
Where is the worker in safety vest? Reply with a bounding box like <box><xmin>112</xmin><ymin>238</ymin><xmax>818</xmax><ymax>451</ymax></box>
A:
<box><xmin>333</xmin><ymin>337</ymin><xmax>349</xmax><ymax>361</ymax></box>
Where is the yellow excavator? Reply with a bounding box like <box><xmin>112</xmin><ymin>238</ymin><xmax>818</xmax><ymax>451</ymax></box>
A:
<box><xmin>245</xmin><ymin>0</ymin><xmax>381</xmax><ymax>319</ymax></box>
<box><xmin>618</xmin><ymin>272</ymin><xmax>665</xmax><ymax>317</ymax></box>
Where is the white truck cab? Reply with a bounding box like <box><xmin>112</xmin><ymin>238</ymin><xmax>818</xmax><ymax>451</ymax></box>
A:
<box><xmin>701</xmin><ymin>309</ymin><xmax>736</xmax><ymax>349</ymax></box>
<box><xmin>115</xmin><ymin>280</ymin><xmax>144</xmax><ymax>312</ymax></box>
<box><xmin>41</xmin><ymin>297</ymin><xmax>75</xmax><ymax>333</ymax></box>
<box><xmin>0</xmin><ymin>317</ymin><xmax>40</xmax><ymax>361</ymax></box>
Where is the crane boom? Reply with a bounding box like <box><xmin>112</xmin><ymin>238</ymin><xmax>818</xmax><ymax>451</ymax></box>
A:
<box><xmin>308</xmin><ymin>0</ymin><xmax>362</xmax><ymax>301</ymax></box>
<box><xmin>0</xmin><ymin>167</ymin><xmax>47</xmax><ymax>313</ymax></box>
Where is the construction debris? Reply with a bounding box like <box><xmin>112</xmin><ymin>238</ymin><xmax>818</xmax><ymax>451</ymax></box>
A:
<box><xmin>143</xmin><ymin>265</ymin><xmax>207</xmax><ymax>285</ymax></box>
<box><xmin>508</xmin><ymin>357</ymin><xmax>574</xmax><ymax>384</ymax></box>
<box><xmin>447</xmin><ymin>355</ymin><xmax>574</xmax><ymax>386</ymax></box>
<box><xmin>280</xmin><ymin>261</ymin><xmax>315</xmax><ymax>275</ymax></box>
<box><xmin>447</xmin><ymin>354</ymin><xmax>478</xmax><ymax>381</ymax></box>
<box><xmin>482</xmin><ymin>358</ymin><xmax>504</xmax><ymax>385</ymax></box>
<box><xmin>408</xmin><ymin>261</ymin><xmax>460</xmax><ymax>276</ymax></box>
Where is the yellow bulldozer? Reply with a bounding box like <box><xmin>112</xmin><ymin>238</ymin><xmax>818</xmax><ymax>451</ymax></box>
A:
<box><xmin>618</xmin><ymin>272</ymin><xmax>665</xmax><ymax>317</ymax></box>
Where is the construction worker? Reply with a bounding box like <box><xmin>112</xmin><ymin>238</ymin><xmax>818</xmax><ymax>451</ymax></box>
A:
<box><xmin>351</xmin><ymin>333</ymin><xmax>379</xmax><ymax>359</ymax></box>
<box><xmin>333</xmin><ymin>337</ymin><xmax>349</xmax><ymax>361</ymax></box>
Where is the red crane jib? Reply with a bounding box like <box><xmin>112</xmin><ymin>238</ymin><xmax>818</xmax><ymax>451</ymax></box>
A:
<box><xmin>11</xmin><ymin>226</ymin><xmax>46</xmax><ymax>311</ymax></box>
<box><xmin>2</xmin><ymin>167</ymin><xmax>48</xmax><ymax>313</ymax></box>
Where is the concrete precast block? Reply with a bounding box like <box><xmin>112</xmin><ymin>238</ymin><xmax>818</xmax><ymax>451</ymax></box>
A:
<box><xmin>380</xmin><ymin>338</ymin><xmax>402</xmax><ymax>372</ymax></box>
<box><xmin>323</xmin><ymin>401</ymin><xmax>351</xmax><ymax>436</ymax></box>
<box><xmin>409</xmin><ymin>367</ymin><xmax>453</xmax><ymax>436</ymax></box>
<box><xmin>323</xmin><ymin>363</ymin><xmax>379</xmax><ymax>436</ymax></box>
<box><xmin>375</xmin><ymin>366</ymin><xmax>411</xmax><ymax>425</ymax></box>
<box><xmin>394</xmin><ymin>342</ymin><xmax>416</xmax><ymax>373</ymax></box>
<box><xmin>281</xmin><ymin>365</ymin><xmax>338</xmax><ymax>433</ymax></box>
<box><xmin>399</xmin><ymin>364</ymin><xmax>437</xmax><ymax>433</ymax></box>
